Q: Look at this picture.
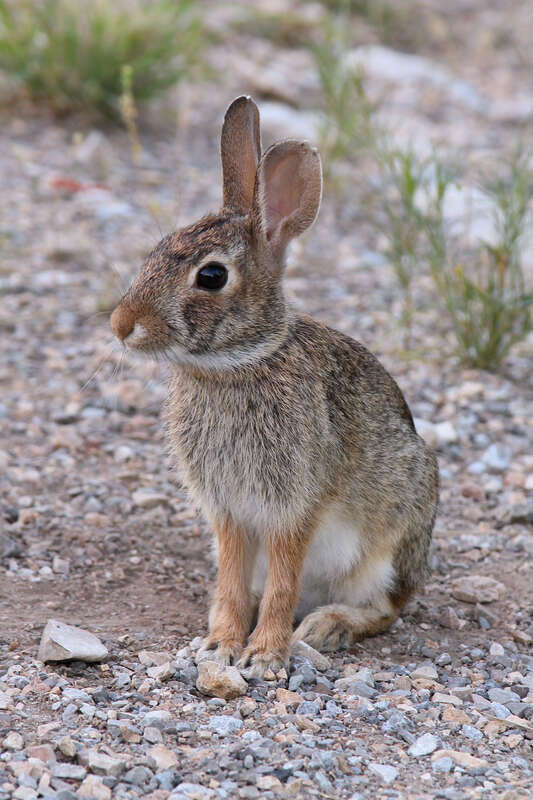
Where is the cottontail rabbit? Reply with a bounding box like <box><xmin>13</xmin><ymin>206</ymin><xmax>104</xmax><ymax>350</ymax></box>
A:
<box><xmin>111</xmin><ymin>96</ymin><xmax>439</xmax><ymax>676</ymax></box>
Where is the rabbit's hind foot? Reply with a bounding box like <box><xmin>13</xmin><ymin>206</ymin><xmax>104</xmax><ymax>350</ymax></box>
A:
<box><xmin>292</xmin><ymin>602</ymin><xmax>399</xmax><ymax>653</ymax></box>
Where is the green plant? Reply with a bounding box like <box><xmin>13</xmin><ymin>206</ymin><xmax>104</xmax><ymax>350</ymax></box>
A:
<box><xmin>426</xmin><ymin>148</ymin><xmax>533</xmax><ymax>369</ymax></box>
<box><xmin>312</xmin><ymin>18</ymin><xmax>375</xmax><ymax>170</ymax></box>
<box><xmin>0</xmin><ymin>0</ymin><xmax>202</xmax><ymax>117</ymax></box>
<box><xmin>373</xmin><ymin>142</ymin><xmax>438</xmax><ymax>345</ymax></box>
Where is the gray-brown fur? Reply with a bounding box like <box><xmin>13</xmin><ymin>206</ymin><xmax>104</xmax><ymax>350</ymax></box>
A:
<box><xmin>110</xmin><ymin>96</ymin><xmax>439</xmax><ymax>672</ymax></box>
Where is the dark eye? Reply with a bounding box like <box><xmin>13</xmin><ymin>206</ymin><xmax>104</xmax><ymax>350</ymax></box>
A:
<box><xmin>195</xmin><ymin>262</ymin><xmax>228</xmax><ymax>291</ymax></box>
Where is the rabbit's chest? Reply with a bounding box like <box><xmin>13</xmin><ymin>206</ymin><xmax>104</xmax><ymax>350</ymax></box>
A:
<box><xmin>166</xmin><ymin>376</ymin><xmax>326</xmax><ymax>532</ymax></box>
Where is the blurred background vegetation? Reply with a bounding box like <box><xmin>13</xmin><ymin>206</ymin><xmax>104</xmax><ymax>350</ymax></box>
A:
<box><xmin>0</xmin><ymin>0</ymin><xmax>531</xmax><ymax>370</ymax></box>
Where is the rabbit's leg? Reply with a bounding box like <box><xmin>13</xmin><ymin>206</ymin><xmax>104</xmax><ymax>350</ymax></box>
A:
<box><xmin>238</xmin><ymin>530</ymin><xmax>309</xmax><ymax>678</ymax></box>
<box><xmin>199</xmin><ymin>517</ymin><xmax>258</xmax><ymax>665</ymax></box>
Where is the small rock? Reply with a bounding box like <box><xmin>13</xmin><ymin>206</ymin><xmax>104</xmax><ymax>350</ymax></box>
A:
<box><xmin>147</xmin><ymin>662</ymin><xmax>174</xmax><ymax>682</ymax></box>
<box><xmin>143</xmin><ymin>726</ymin><xmax>163</xmax><ymax>744</ymax></box>
<box><xmin>432</xmin><ymin>756</ymin><xmax>453</xmax><ymax>773</ymax></box>
<box><xmin>257</xmin><ymin>775</ymin><xmax>282</xmax><ymax>790</ymax></box>
<box><xmin>367</xmin><ymin>762</ymin><xmax>398</xmax><ymax>784</ymax></box>
<box><xmin>276</xmin><ymin>688</ymin><xmax>303</xmax><ymax>707</ymax></box>
<box><xmin>51</xmin><ymin>763</ymin><xmax>87</xmax><ymax>780</ymax></box>
<box><xmin>450</xmin><ymin>575</ymin><xmax>505</xmax><ymax>604</ymax></box>
<box><xmin>142</xmin><ymin>710</ymin><xmax>176</xmax><ymax>732</ymax></box>
<box><xmin>38</xmin><ymin>620</ymin><xmax>108</xmax><ymax>663</ymax></box>
<box><xmin>138</xmin><ymin>650</ymin><xmax>172</xmax><ymax>667</ymax></box>
<box><xmin>0</xmin><ymin>533</ymin><xmax>22</xmax><ymax>559</ymax></box>
<box><xmin>26</xmin><ymin>744</ymin><xmax>55</xmax><ymax>763</ymax></box>
<box><xmin>462</xmin><ymin>724</ymin><xmax>483</xmax><ymax>742</ymax></box>
<box><xmin>58</xmin><ymin>736</ymin><xmax>77</xmax><ymax>758</ymax></box>
<box><xmin>440</xmin><ymin>607</ymin><xmax>467</xmax><ymax>630</ymax></box>
<box><xmin>503</xmin><ymin>502</ymin><xmax>533</xmax><ymax>526</ymax></box>
<box><xmin>411</xmin><ymin>663</ymin><xmax>438</xmax><ymax>681</ymax></box>
<box><xmin>291</xmin><ymin>640</ymin><xmax>331</xmax><ymax>670</ymax></box>
<box><xmin>350</xmin><ymin>668</ymin><xmax>374</xmax><ymax>687</ymax></box>
<box><xmin>196</xmin><ymin>661</ymin><xmax>247</xmax><ymax>700</ymax></box>
<box><xmin>482</xmin><ymin>443</ymin><xmax>511</xmax><ymax>473</ymax></box>
<box><xmin>432</xmin><ymin>692</ymin><xmax>462</xmax><ymax>706</ymax></box>
<box><xmin>119</xmin><ymin>724</ymin><xmax>141</xmax><ymax>744</ymax></box>
<box><xmin>3</xmin><ymin>731</ymin><xmax>24</xmax><ymax>751</ymax></box>
<box><xmin>77</xmin><ymin>775</ymin><xmax>112</xmax><ymax>800</ymax></box>
<box><xmin>78</xmin><ymin>749</ymin><xmax>127</xmax><ymax>777</ymax></box>
<box><xmin>335</xmin><ymin>678</ymin><xmax>377</xmax><ymax>699</ymax></box>
<box><xmin>208</xmin><ymin>715</ymin><xmax>244</xmax><ymax>736</ymax></box>
<box><xmin>408</xmin><ymin>733</ymin><xmax>439</xmax><ymax>756</ymax></box>
<box><xmin>148</xmin><ymin>744</ymin><xmax>178</xmax><ymax>771</ymax></box>
<box><xmin>132</xmin><ymin>489</ymin><xmax>170</xmax><ymax>509</ymax></box>
<box><xmin>488</xmin><ymin>687</ymin><xmax>519</xmax><ymax>705</ymax></box>
<box><xmin>431</xmin><ymin>750</ymin><xmax>488</xmax><ymax>770</ymax></box>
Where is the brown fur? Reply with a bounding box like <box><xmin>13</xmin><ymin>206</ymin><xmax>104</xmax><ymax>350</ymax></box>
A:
<box><xmin>110</xmin><ymin>96</ymin><xmax>439</xmax><ymax>675</ymax></box>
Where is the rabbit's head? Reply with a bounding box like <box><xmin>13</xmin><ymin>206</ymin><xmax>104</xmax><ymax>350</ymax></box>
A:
<box><xmin>110</xmin><ymin>96</ymin><xmax>322</xmax><ymax>369</ymax></box>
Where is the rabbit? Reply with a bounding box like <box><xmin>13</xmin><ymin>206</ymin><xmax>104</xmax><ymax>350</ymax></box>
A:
<box><xmin>110</xmin><ymin>95</ymin><xmax>439</xmax><ymax>677</ymax></box>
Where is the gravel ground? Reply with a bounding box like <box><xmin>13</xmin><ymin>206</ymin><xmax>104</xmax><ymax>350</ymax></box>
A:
<box><xmin>1</xmin><ymin>1</ymin><xmax>533</xmax><ymax>798</ymax></box>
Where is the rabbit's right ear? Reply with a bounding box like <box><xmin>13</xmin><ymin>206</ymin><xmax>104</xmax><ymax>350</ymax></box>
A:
<box><xmin>221</xmin><ymin>96</ymin><xmax>261</xmax><ymax>215</ymax></box>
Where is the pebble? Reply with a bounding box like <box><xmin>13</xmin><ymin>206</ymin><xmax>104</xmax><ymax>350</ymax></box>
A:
<box><xmin>131</xmin><ymin>488</ymin><xmax>170</xmax><ymax>509</ymax></box>
<box><xmin>78</xmin><ymin>749</ymin><xmax>127</xmax><ymax>777</ymax></box>
<box><xmin>3</xmin><ymin>730</ymin><xmax>24</xmax><ymax>751</ymax></box>
<box><xmin>196</xmin><ymin>661</ymin><xmax>248</xmax><ymax>700</ymax></box>
<box><xmin>367</xmin><ymin>762</ymin><xmax>398</xmax><ymax>784</ymax></box>
<box><xmin>450</xmin><ymin>575</ymin><xmax>506</xmax><ymax>604</ymax></box>
<box><xmin>408</xmin><ymin>733</ymin><xmax>439</xmax><ymax>756</ymax></box>
<box><xmin>291</xmin><ymin>640</ymin><xmax>331</xmax><ymax>670</ymax></box>
<box><xmin>77</xmin><ymin>775</ymin><xmax>112</xmax><ymax>800</ymax></box>
<box><xmin>207</xmin><ymin>715</ymin><xmax>244</xmax><ymax>736</ymax></box>
<box><xmin>482</xmin><ymin>443</ymin><xmax>511</xmax><ymax>472</ymax></box>
<box><xmin>38</xmin><ymin>619</ymin><xmax>108</xmax><ymax>663</ymax></box>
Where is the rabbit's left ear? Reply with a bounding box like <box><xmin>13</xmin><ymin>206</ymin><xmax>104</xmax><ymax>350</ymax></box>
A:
<box><xmin>221</xmin><ymin>96</ymin><xmax>261</xmax><ymax>214</ymax></box>
<box><xmin>252</xmin><ymin>140</ymin><xmax>322</xmax><ymax>257</ymax></box>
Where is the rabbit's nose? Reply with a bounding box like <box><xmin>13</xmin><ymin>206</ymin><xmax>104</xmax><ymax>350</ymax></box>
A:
<box><xmin>110</xmin><ymin>305</ymin><xmax>135</xmax><ymax>341</ymax></box>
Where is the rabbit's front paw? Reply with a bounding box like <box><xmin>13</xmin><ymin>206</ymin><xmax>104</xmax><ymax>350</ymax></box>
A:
<box><xmin>196</xmin><ymin>636</ymin><xmax>243</xmax><ymax>667</ymax></box>
<box><xmin>237</xmin><ymin>644</ymin><xmax>287</xmax><ymax>679</ymax></box>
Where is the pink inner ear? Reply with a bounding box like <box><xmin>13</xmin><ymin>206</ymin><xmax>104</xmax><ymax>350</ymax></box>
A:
<box><xmin>264</xmin><ymin>153</ymin><xmax>303</xmax><ymax>240</ymax></box>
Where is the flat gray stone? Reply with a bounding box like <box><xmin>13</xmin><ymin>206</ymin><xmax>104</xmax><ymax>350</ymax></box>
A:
<box><xmin>38</xmin><ymin>620</ymin><xmax>108</xmax><ymax>663</ymax></box>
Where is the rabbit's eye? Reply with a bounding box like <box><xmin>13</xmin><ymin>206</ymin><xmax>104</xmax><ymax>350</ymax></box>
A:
<box><xmin>196</xmin><ymin>262</ymin><xmax>228</xmax><ymax>291</ymax></box>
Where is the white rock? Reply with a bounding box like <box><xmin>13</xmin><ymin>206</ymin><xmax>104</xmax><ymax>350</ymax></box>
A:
<box><xmin>489</xmin><ymin>642</ymin><xmax>505</xmax><ymax>657</ymax></box>
<box><xmin>367</xmin><ymin>762</ymin><xmax>398</xmax><ymax>784</ymax></box>
<box><xmin>434</xmin><ymin>421</ymin><xmax>458</xmax><ymax>445</ymax></box>
<box><xmin>351</xmin><ymin>667</ymin><xmax>374</xmax><ymax>687</ymax></box>
<box><xmin>78</xmin><ymin>749</ymin><xmax>127</xmax><ymax>777</ymax></box>
<box><xmin>408</xmin><ymin>732</ymin><xmax>439</xmax><ymax>756</ymax></box>
<box><xmin>115</xmin><ymin>445</ymin><xmax>135</xmax><ymax>463</ymax></box>
<box><xmin>482</xmin><ymin>443</ymin><xmax>511</xmax><ymax>473</ymax></box>
<box><xmin>411</xmin><ymin>663</ymin><xmax>438</xmax><ymax>680</ymax></box>
<box><xmin>132</xmin><ymin>488</ymin><xmax>170</xmax><ymax>509</ymax></box>
<box><xmin>38</xmin><ymin>620</ymin><xmax>108</xmax><ymax>663</ymax></box>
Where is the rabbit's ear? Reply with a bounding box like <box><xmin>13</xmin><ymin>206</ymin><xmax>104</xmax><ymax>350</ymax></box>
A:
<box><xmin>221</xmin><ymin>96</ymin><xmax>261</xmax><ymax>215</ymax></box>
<box><xmin>252</xmin><ymin>140</ymin><xmax>322</xmax><ymax>257</ymax></box>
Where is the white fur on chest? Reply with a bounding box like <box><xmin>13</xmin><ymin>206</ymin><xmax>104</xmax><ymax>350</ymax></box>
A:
<box><xmin>251</xmin><ymin>503</ymin><xmax>362</xmax><ymax>616</ymax></box>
